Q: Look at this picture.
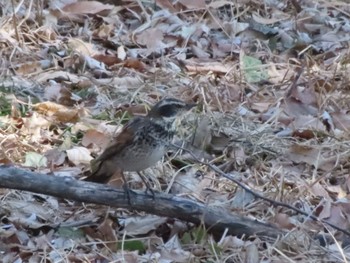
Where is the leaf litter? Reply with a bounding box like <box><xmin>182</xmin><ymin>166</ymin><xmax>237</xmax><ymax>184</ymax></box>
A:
<box><xmin>1</xmin><ymin>0</ymin><xmax>350</xmax><ymax>261</ymax></box>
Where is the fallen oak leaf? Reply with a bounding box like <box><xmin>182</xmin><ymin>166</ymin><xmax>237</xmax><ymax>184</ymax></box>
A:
<box><xmin>33</xmin><ymin>101</ymin><xmax>87</xmax><ymax>124</ymax></box>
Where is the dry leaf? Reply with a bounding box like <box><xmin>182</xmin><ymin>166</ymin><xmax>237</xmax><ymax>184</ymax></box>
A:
<box><xmin>179</xmin><ymin>0</ymin><xmax>206</xmax><ymax>9</ymax></box>
<box><xmin>171</xmin><ymin>169</ymin><xmax>207</xmax><ymax>195</ymax></box>
<box><xmin>44</xmin><ymin>148</ymin><xmax>67</xmax><ymax>167</ymax></box>
<box><xmin>34</xmin><ymin>70</ymin><xmax>81</xmax><ymax>83</ymax></box>
<box><xmin>117</xmin><ymin>45</ymin><xmax>127</xmax><ymax>60</ymax></box>
<box><xmin>245</xmin><ymin>243</ymin><xmax>259</xmax><ymax>263</ymax></box>
<box><xmin>62</xmin><ymin>1</ymin><xmax>113</xmax><ymax>15</ymax></box>
<box><xmin>292</xmin><ymin>129</ymin><xmax>316</xmax><ymax>139</ymax></box>
<box><xmin>252</xmin><ymin>12</ymin><xmax>290</xmax><ymax>24</ymax></box>
<box><xmin>123</xmin><ymin>59</ymin><xmax>147</xmax><ymax>71</ymax></box>
<box><xmin>68</xmin><ymin>38</ymin><xmax>96</xmax><ymax>56</ymax></box>
<box><xmin>155</xmin><ymin>0</ymin><xmax>177</xmax><ymax>12</ymax></box>
<box><xmin>330</xmin><ymin>111</ymin><xmax>350</xmax><ymax>131</ymax></box>
<box><xmin>44</xmin><ymin>81</ymin><xmax>82</xmax><ymax>106</ymax></box>
<box><xmin>93</xmin><ymin>23</ymin><xmax>114</xmax><ymax>39</ymax></box>
<box><xmin>33</xmin><ymin>101</ymin><xmax>85</xmax><ymax>123</ymax></box>
<box><xmin>284</xmin><ymin>144</ymin><xmax>321</xmax><ymax>166</ymax></box>
<box><xmin>183</xmin><ymin>59</ymin><xmax>232</xmax><ymax>73</ymax></box>
<box><xmin>14</xmin><ymin>60</ymin><xmax>51</xmax><ymax>75</ymax></box>
<box><xmin>274</xmin><ymin>213</ymin><xmax>296</xmax><ymax>230</ymax></box>
<box><xmin>82</xmin><ymin>129</ymin><xmax>110</xmax><ymax>149</ymax></box>
<box><xmin>96</xmin><ymin>218</ymin><xmax>118</xmax><ymax>251</ymax></box>
<box><xmin>93</xmin><ymin>54</ymin><xmax>121</xmax><ymax>67</ymax></box>
<box><xmin>123</xmin><ymin>215</ymin><xmax>167</xmax><ymax>235</ymax></box>
<box><xmin>136</xmin><ymin>28</ymin><xmax>165</xmax><ymax>53</ymax></box>
<box><xmin>24</xmin><ymin>152</ymin><xmax>48</xmax><ymax>168</ymax></box>
<box><xmin>66</xmin><ymin>147</ymin><xmax>93</xmax><ymax>165</ymax></box>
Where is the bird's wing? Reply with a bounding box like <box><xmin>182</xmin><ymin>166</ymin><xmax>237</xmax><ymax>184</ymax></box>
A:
<box><xmin>88</xmin><ymin>117</ymin><xmax>145</xmax><ymax>179</ymax></box>
<box><xmin>95</xmin><ymin>118</ymin><xmax>142</xmax><ymax>162</ymax></box>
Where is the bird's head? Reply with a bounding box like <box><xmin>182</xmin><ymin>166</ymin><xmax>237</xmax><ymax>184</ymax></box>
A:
<box><xmin>148</xmin><ymin>98</ymin><xmax>196</xmax><ymax>123</ymax></box>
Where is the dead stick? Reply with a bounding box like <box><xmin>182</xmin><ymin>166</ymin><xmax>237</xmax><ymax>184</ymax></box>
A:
<box><xmin>0</xmin><ymin>165</ymin><xmax>283</xmax><ymax>239</ymax></box>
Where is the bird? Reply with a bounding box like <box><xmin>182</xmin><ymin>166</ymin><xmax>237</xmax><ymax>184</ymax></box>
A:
<box><xmin>84</xmin><ymin>97</ymin><xmax>196</xmax><ymax>196</ymax></box>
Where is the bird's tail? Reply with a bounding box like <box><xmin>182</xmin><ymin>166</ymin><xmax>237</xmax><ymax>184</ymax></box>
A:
<box><xmin>83</xmin><ymin>159</ymin><xmax>115</xmax><ymax>183</ymax></box>
<box><xmin>83</xmin><ymin>159</ymin><xmax>109</xmax><ymax>183</ymax></box>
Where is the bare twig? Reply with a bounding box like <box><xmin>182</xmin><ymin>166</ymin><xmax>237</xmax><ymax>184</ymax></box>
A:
<box><xmin>173</xmin><ymin>143</ymin><xmax>350</xmax><ymax>237</ymax></box>
<box><xmin>10</xmin><ymin>0</ymin><xmax>20</xmax><ymax>45</ymax></box>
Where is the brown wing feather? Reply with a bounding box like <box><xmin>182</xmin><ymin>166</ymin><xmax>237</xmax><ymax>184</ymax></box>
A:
<box><xmin>85</xmin><ymin>117</ymin><xmax>144</xmax><ymax>183</ymax></box>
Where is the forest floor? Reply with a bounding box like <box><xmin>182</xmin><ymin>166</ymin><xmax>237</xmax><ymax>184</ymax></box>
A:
<box><xmin>1</xmin><ymin>0</ymin><xmax>350</xmax><ymax>262</ymax></box>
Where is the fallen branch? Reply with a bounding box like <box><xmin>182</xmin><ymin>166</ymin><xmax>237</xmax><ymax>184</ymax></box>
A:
<box><xmin>0</xmin><ymin>165</ymin><xmax>283</xmax><ymax>239</ymax></box>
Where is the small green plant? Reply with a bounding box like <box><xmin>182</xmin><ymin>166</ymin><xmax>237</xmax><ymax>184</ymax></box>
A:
<box><xmin>181</xmin><ymin>225</ymin><xmax>223</xmax><ymax>259</ymax></box>
<box><xmin>117</xmin><ymin>239</ymin><xmax>146</xmax><ymax>253</ymax></box>
<box><xmin>0</xmin><ymin>94</ymin><xmax>11</xmax><ymax>116</ymax></box>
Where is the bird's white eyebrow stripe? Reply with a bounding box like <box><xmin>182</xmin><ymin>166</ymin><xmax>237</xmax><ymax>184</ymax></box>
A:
<box><xmin>158</xmin><ymin>100</ymin><xmax>187</xmax><ymax>107</ymax></box>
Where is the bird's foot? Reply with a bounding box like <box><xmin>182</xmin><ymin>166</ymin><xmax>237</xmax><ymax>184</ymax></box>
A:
<box><xmin>145</xmin><ymin>187</ymin><xmax>157</xmax><ymax>200</ymax></box>
<box><xmin>123</xmin><ymin>183</ymin><xmax>137</xmax><ymax>205</ymax></box>
<box><xmin>137</xmin><ymin>171</ymin><xmax>158</xmax><ymax>200</ymax></box>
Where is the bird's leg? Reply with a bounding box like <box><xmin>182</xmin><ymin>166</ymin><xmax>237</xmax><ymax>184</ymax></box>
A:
<box><xmin>137</xmin><ymin>171</ymin><xmax>155</xmax><ymax>199</ymax></box>
<box><xmin>121</xmin><ymin>171</ymin><xmax>133</xmax><ymax>204</ymax></box>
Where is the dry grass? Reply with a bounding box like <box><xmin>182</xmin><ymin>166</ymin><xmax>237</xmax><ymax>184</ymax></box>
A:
<box><xmin>1</xmin><ymin>0</ymin><xmax>350</xmax><ymax>261</ymax></box>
